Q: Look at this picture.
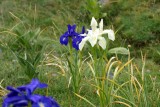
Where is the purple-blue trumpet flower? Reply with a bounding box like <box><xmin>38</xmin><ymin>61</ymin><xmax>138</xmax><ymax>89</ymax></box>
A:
<box><xmin>2</xmin><ymin>79</ymin><xmax>60</xmax><ymax>107</ymax></box>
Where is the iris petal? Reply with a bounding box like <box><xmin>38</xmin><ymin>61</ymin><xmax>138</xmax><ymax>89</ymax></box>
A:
<box><xmin>71</xmin><ymin>25</ymin><xmax>76</xmax><ymax>31</ymax></box>
<box><xmin>98</xmin><ymin>37</ymin><xmax>106</xmax><ymax>50</ymax></box>
<box><xmin>12</xmin><ymin>100</ymin><xmax>28</xmax><ymax>107</ymax></box>
<box><xmin>60</xmin><ymin>35</ymin><xmax>69</xmax><ymax>45</ymax></box>
<box><xmin>3</xmin><ymin>96</ymin><xmax>26</xmax><ymax>107</ymax></box>
<box><xmin>28</xmin><ymin>94</ymin><xmax>42</xmax><ymax>103</ymax></box>
<box><xmin>3</xmin><ymin>79</ymin><xmax>59</xmax><ymax>107</ymax></box>
<box><xmin>32</xmin><ymin>96</ymin><xmax>60</xmax><ymax>107</ymax></box>
<box><xmin>79</xmin><ymin>36</ymin><xmax>89</xmax><ymax>51</ymax></box>
<box><xmin>7</xmin><ymin>86</ymin><xmax>21</xmax><ymax>93</ymax></box>
<box><xmin>60</xmin><ymin>24</ymin><xmax>80</xmax><ymax>47</ymax></box>
<box><xmin>67</xmin><ymin>24</ymin><xmax>71</xmax><ymax>32</ymax></box>
<box><xmin>25</xmin><ymin>79</ymin><xmax>47</xmax><ymax>95</ymax></box>
<box><xmin>88</xmin><ymin>30</ymin><xmax>98</xmax><ymax>47</ymax></box>
<box><xmin>6</xmin><ymin>86</ymin><xmax>23</xmax><ymax>97</ymax></box>
<box><xmin>91</xmin><ymin>17</ymin><xmax>98</xmax><ymax>31</ymax></box>
<box><xmin>81</xmin><ymin>26</ymin><xmax>85</xmax><ymax>34</ymax></box>
<box><xmin>102</xmin><ymin>29</ymin><xmax>115</xmax><ymax>41</ymax></box>
<box><xmin>72</xmin><ymin>36</ymin><xmax>84</xmax><ymax>50</ymax></box>
<box><xmin>60</xmin><ymin>24</ymin><xmax>86</xmax><ymax>51</ymax></box>
<box><xmin>67</xmin><ymin>24</ymin><xmax>76</xmax><ymax>34</ymax></box>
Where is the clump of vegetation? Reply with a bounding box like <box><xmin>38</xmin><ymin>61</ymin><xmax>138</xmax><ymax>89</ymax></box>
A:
<box><xmin>97</xmin><ymin>0</ymin><xmax>160</xmax><ymax>64</ymax></box>
<box><xmin>7</xmin><ymin>27</ymin><xmax>48</xmax><ymax>79</ymax></box>
<box><xmin>103</xmin><ymin>0</ymin><xmax>160</xmax><ymax>47</ymax></box>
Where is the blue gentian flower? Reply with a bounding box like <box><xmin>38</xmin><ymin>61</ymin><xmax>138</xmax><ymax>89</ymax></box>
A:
<box><xmin>60</xmin><ymin>24</ymin><xmax>79</xmax><ymax>46</ymax></box>
<box><xmin>2</xmin><ymin>79</ymin><xmax>60</xmax><ymax>107</ymax></box>
<box><xmin>72</xmin><ymin>26</ymin><xmax>86</xmax><ymax>50</ymax></box>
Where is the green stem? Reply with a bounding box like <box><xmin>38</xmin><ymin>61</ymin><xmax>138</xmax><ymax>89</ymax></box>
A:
<box><xmin>92</xmin><ymin>45</ymin><xmax>108</xmax><ymax>107</ymax></box>
<box><xmin>28</xmin><ymin>102</ymin><xmax>32</xmax><ymax>107</ymax></box>
<box><xmin>68</xmin><ymin>38</ymin><xmax>81</xmax><ymax>93</ymax></box>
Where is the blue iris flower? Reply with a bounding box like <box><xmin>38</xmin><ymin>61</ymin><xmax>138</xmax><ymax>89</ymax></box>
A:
<box><xmin>3</xmin><ymin>79</ymin><xmax>60</xmax><ymax>107</ymax></box>
<box><xmin>60</xmin><ymin>25</ymin><xmax>86</xmax><ymax>50</ymax></box>
<box><xmin>32</xmin><ymin>96</ymin><xmax>59</xmax><ymax>107</ymax></box>
<box><xmin>72</xmin><ymin>26</ymin><xmax>86</xmax><ymax>50</ymax></box>
<box><xmin>60</xmin><ymin>24</ymin><xmax>79</xmax><ymax>46</ymax></box>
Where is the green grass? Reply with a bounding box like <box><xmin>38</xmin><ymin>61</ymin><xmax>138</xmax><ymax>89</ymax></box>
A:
<box><xmin>0</xmin><ymin>0</ymin><xmax>160</xmax><ymax>107</ymax></box>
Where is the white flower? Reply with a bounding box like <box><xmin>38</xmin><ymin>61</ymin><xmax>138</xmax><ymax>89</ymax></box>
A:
<box><xmin>79</xmin><ymin>17</ymin><xmax>115</xmax><ymax>51</ymax></box>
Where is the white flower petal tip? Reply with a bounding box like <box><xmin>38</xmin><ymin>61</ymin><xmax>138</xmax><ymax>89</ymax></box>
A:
<box><xmin>89</xmin><ymin>38</ymin><xmax>97</xmax><ymax>47</ymax></box>
<box><xmin>91</xmin><ymin>17</ymin><xmax>97</xmax><ymax>26</ymax></box>
<box><xmin>99</xmin><ymin>19</ymin><xmax>103</xmax><ymax>32</ymax></box>
<box><xmin>102</xmin><ymin>29</ymin><xmax>115</xmax><ymax>41</ymax></box>
<box><xmin>91</xmin><ymin>17</ymin><xmax>98</xmax><ymax>31</ymax></box>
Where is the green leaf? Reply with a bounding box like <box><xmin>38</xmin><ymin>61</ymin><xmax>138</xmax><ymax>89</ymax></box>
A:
<box><xmin>108</xmin><ymin>47</ymin><xmax>129</xmax><ymax>55</ymax></box>
<box><xmin>16</xmin><ymin>55</ymin><xmax>36</xmax><ymax>79</ymax></box>
<box><xmin>34</xmin><ymin>52</ymin><xmax>42</xmax><ymax>67</ymax></box>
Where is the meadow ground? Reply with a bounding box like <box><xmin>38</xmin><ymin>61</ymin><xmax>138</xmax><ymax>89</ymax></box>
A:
<box><xmin>0</xmin><ymin>0</ymin><xmax>160</xmax><ymax>107</ymax></box>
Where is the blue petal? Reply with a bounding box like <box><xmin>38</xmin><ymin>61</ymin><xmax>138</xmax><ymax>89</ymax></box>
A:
<box><xmin>60</xmin><ymin>24</ymin><xmax>80</xmax><ymax>47</ymax></box>
<box><xmin>73</xmin><ymin>32</ymin><xmax>79</xmax><ymax>37</ymax></box>
<box><xmin>17</xmin><ymin>86</ymin><xmax>27</xmax><ymax>92</ymax></box>
<box><xmin>38</xmin><ymin>83</ymin><xmax>48</xmax><ymax>89</ymax></box>
<box><xmin>26</xmin><ymin>79</ymin><xmax>39</xmax><ymax>94</ymax></box>
<box><xmin>25</xmin><ymin>78</ymin><xmax>48</xmax><ymax>95</ymax></box>
<box><xmin>7</xmin><ymin>86</ymin><xmax>21</xmax><ymax>93</ymax></box>
<box><xmin>72</xmin><ymin>41</ymin><xmax>79</xmax><ymax>50</ymax></box>
<box><xmin>32</xmin><ymin>103</ymin><xmax>39</xmax><ymax>107</ymax></box>
<box><xmin>60</xmin><ymin>35</ymin><xmax>69</xmax><ymax>45</ymax></box>
<box><xmin>32</xmin><ymin>96</ymin><xmax>60</xmax><ymax>107</ymax></box>
<box><xmin>28</xmin><ymin>94</ymin><xmax>42</xmax><ymax>103</ymax></box>
<box><xmin>12</xmin><ymin>100</ymin><xmax>28</xmax><ymax>107</ymax></box>
<box><xmin>68</xmin><ymin>24</ymin><xmax>77</xmax><ymax>36</ymax></box>
<box><xmin>48</xmin><ymin>97</ymin><xmax>60</xmax><ymax>107</ymax></box>
<box><xmin>2</xmin><ymin>96</ymin><xmax>26</xmax><ymax>107</ymax></box>
<box><xmin>81</xmin><ymin>26</ymin><xmax>85</xmax><ymax>34</ymax></box>
<box><xmin>71</xmin><ymin>32</ymin><xmax>79</xmax><ymax>40</ymax></box>
<box><xmin>6</xmin><ymin>86</ymin><xmax>22</xmax><ymax>97</ymax></box>
<box><xmin>68</xmin><ymin>24</ymin><xmax>76</xmax><ymax>34</ymax></box>
<box><xmin>3</xmin><ymin>79</ymin><xmax>51</xmax><ymax>107</ymax></box>
<box><xmin>71</xmin><ymin>24</ymin><xmax>76</xmax><ymax>31</ymax></box>
<box><xmin>72</xmin><ymin>36</ymin><xmax>84</xmax><ymax>50</ymax></box>
<box><xmin>67</xmin><ymin>24</ymin><xmax>71</xmax><ymax>33</ymax></box>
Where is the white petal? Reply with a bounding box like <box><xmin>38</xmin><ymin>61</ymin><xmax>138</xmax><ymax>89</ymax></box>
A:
<box><xmin>98</xmin><ymin>37</ymin><xmax>106</xmax><ymax>50</ymax></box>
<box><xmin>79</xmin><ymin>37</ymin><xmax>89</xmax><ymax>51</ymax></box>
<box><xmin>88</xmin><ymin>30</ymin><xmax>98</xmax><ymax>47</ymax></box>
<box><xmin>88</xmin><ymin>37</ymin><xmax>97</xmax><ymax>47</ymax></box>
<box><xmin>102</xmin><ymin>29</ymin><xmax>115</xmax><ymax>41</ymax></box>
<box><xmin>108</xmin><ymin>30</ymin><xmax>115</xmax><ymax>41</ymax></box>
<box><xmin>86</xmin><ymin>29</ymin><xmax>92</xmax><ymax>36</ymax></box>
<box><xmin>91</xmin><ymin>17</ymin><xmax>97</xmax><ymax>31</ymax></box>
<box><xmin>80</xmin><ymin>33</ymin><xmax>87</xmax><ymax>36</ymax></box>
<box><xmin>99</xmin><ymin>19</ymin><xmax>103</xmax><ymax>32</ymax></box>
